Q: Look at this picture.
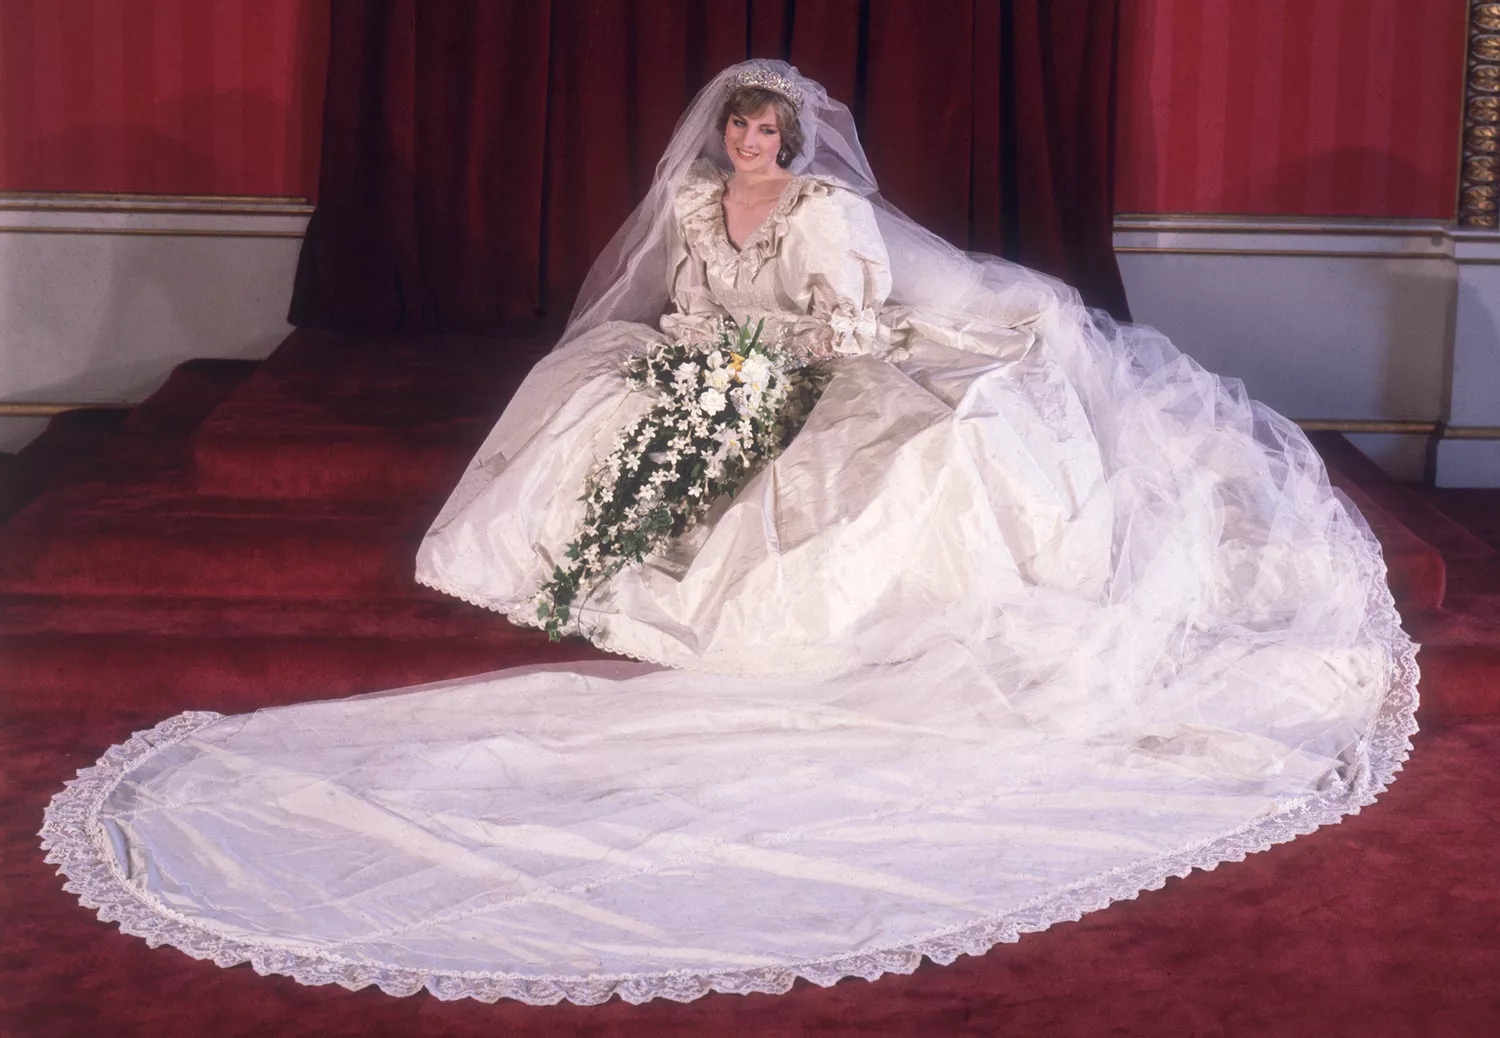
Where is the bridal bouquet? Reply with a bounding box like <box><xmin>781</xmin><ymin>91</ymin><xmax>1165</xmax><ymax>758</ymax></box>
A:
<box><xmin>535</xmin><ymin>318</ymin><xmax>827</xmax><ymax>639</ymax></box>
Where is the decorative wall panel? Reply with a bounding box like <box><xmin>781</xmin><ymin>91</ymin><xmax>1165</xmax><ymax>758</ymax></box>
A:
<box><xmin>1116</xmin><ymin>0</ymin><xmax>1468</xmax><ymax>218</ymax></box>
<box><xmin>0</xmin><ymin>1</ymin><xmax>1472</xmax><ymax>215</ymax></box>
<box><xmin>1460</xmin><ymin>1</ymin><xmax>1500</xmax><ymax>226</ymax></box>
<box><xmin>0</xmin><ymin>0</ymin><xmax>327</xmax><ymax>198</ymax></box>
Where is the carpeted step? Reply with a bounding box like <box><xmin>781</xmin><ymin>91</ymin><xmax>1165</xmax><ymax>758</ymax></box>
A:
<box><xmin>1320</xmin><ymin>472</ymin><xmax>1446</xmax><ymax>613</ymax></box>
<box><xmin>3</xmin><ymin>359</ymin><xmax>260</xmax><ymax>529</ymax></box>
<box><xmin>1304</xmin><ymin>437</ymin><xmax>1500</xmax><ymax>719</ymax></box>
<box><xmin>0</xmin><ymin>630</ymin><xmax>609</xmax><ymax>713</ymax></box>
<box><xmin>188</xmin><ymin>327</ymin><xmax>554</xmax><ymax>500</ymax></box>
<box><xmin>1310</xmin><ymin>432</ymin><xmax>1498</xmax><ymax>590</ymax></box>
<box><xmin>1308</xmin><ymin>432</ymin><xmax>1461</xmax><ymax>612</ymax></box>
<box><xmin>0</xmin><ymin>592</ymin><xmax>518</xmax><ymax>639</ymax></box>
<box><xmin>0</xmin><ymin>407</ymin><xmax>130</xmax><ymax>524</ymax></box>
<box><xmin>0</xmin><ymin>412</ymin><xmax>455</xmax><ymax>604</ymax></box>
<box><xmin>1404</xmin><ymin>591</ymin><xmax>1500</xmax><ymax>722</ymax></box>
<box><xmin>1428</xmin><ymin>488</ymin><xmax>1500</xmax><ymax>554</ymax></box>
<box><xmin>192</xmin><ymin>424</ymin><xmax>500</xmax><ymax>501</ymax></box>
<box><xmin>124</xmin><ymin>358</ymin><xmax>262</xmax><ymax>439</ymax></box>
<box><xmin>0</xmin><ymin>510</ymin><xmax>435</xmax><ymax>600</ymax></box>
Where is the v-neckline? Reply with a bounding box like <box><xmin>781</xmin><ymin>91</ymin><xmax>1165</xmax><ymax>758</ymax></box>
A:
<box><xmin>718</xmin><ymin>173</ymin><xmax>801</xmax><ymax>254</ymax></box>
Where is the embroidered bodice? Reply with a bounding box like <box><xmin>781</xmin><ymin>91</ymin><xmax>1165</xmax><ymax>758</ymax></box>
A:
<box><xmin>663</xmin><ymin>161</ymin><xmax>892</xmax><ymax>360</ymax></box>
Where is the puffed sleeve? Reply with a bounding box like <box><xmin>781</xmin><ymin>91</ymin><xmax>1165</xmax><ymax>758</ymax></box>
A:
<box><xmin>777</xmin><ymin>182</ymin><xmax>892</xmax><ymax>359</ymax></box>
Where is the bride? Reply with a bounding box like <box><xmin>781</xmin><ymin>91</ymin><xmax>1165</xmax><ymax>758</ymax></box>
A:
<box><xmin>42</xmin><ymin>61</ymin><xmax>1417</xmax><ymax>1006</ymax></box>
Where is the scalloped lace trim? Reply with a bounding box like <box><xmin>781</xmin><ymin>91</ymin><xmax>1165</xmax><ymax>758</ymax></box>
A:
<box><xmin>40</xmin><ymin>570</ymin><xmax>1419</xmax><ymax>1006</ymax></box>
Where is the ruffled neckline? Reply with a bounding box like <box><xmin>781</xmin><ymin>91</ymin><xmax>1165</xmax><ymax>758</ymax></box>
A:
<box><xmin>676</xmin><ymin>161</ymin><xmax>827</xmax><ymax>272</ymax></box>
<box><xmin>713</xmin><ymin>166</ymin><xmax>803</xmax><ymax>253</ymax></box>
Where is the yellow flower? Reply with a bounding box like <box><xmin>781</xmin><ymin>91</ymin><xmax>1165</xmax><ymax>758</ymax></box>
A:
<box><xmin>729</xmin><ymin>352</ymin><xmax>745</xmax><ymax>373</ymax></box>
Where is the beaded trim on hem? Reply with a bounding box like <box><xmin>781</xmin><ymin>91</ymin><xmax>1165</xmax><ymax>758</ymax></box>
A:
<box><xmin>40</xmin><ymin>579</ymin><xmax>1419</xmax><ymax>1007</ymax></box>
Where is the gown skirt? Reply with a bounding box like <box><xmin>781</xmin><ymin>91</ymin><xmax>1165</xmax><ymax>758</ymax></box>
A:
<box><xmin>39</xmin><ymin>169</ymin><xmax>1418</xmax><ymax>1006</ymax></box>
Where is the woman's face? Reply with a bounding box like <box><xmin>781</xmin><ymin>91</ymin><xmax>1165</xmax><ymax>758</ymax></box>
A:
<box><xmin>724</xmin><ymin>105</ymin><xmax>782</xmax><ymax>175</ymax></box>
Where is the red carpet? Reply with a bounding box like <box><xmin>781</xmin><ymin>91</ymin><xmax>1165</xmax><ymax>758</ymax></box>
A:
<box><xmin>3</xmin><ymin>328</ymin><xmax>1499</xmax><ymax>1035</ymax></box>
<box><xmin>0</xmin><ymin>407</ymin><xmax>130</xmax><ymax>526</ymax></box>
<box><xmin>1429</xmin><ymin>488</ymin><xmax>1500</xmax><ymax>554</ymax></box>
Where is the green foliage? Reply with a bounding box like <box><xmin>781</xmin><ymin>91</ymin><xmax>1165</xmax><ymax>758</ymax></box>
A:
<box><xmin>534</xmin><ymin>319</ymin><xmax>828</xmax><ymax>640</ymax></box>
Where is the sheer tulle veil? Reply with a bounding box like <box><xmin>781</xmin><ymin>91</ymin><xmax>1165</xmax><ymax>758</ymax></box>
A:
<box><xmin>562</xmin><ymin>59</ymin><xmax>1058</xmax><ymax>351</ymax></box>
<box><xmin>558</xmin><ymin>57</ymin><xmax>1346</xmax><ymax>543</ymax></box>
<box><xmin>553</xmin><ymin>58</ymin><xmax>1419</xmax><ymax>759</ymax></box>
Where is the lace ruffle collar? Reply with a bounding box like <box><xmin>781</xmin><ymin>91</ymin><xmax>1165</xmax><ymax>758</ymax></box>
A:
<box><xmin>675</xmin><ymin>160</ymin><xmax>832</xmax><ymax>273</ymax></box>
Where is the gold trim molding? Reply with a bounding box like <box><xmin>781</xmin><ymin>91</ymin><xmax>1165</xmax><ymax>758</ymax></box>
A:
<box><xmin>1461</xmin><ymin>2</ymin><xmax>1500</xmax><ymax>227</ymax></box>
<box><xmin>1115</xmin><ymin>215</ymin><xmax>1448</xmax><ymax>236</ymax></box>
<box><xmin>0</xmin><ymin>402</ymin><xmax>130</xmax><ymax>417</ymax></box>
<box><xmin>0</xmin><ymin>227</ymin><xmax>305</xmax><ymax>239</ymax></box>
<box><xmin>0</xmin><ymin>202</ymin><xmax>312</xmax><ymax>218</ymax></box>
<box><xmin>1112</xmin><ymin>247</ymin><xmax>1440</xmax><ymax>260</ymax></box>
<box><xmin>1295</xmin><ymin>420</ymin><xmax>1500</xmax><ymax>441</ymax></box>
<box><xmin>0</xmin><ymin>192</ymin><xmax>313</xmax><ymax>237</ymax></box>
<box><xmin>0</xmin><ymin>190</ymin><xmax>308</xmax><ymax>205</ymax></box>
<box><xmin>1295</xmin><ymin>420</ymin><xmax>1439</xmax><ymax>435</ymax></box>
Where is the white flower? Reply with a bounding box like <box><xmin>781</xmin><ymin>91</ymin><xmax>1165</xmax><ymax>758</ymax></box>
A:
<box><xmin>708</xmin><ymin>350</ymin><xmax>725</xmax><ymax>369</ymax></box>
<box><xmin>737</xmin><ymin>353</ymin><xmax>773</xmax><ymax>391</ymax></box>
<box><xmin>698</xmin><ymin>387</ymin><xmax>727</xmax><ymax>415</ymax></box>
<box><xmin>707</xmin><ymin>367</ymin><xmax>731</xmax><ymax>391</ymax></box>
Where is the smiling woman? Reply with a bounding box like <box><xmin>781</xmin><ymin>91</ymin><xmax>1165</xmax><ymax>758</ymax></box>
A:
<box><xmin>719</xmin><ymin>85</ymin><xmax>803</xmax><ymax>249</ymax></box>
<box><xmin>721</xmin><ymin>86</ymin><xmax>804</xmax><ymax>171</ymax></box>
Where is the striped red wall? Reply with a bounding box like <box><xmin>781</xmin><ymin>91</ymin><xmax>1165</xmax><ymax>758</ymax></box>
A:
<box><xmin>1116</xmin><ymin>0</ymin><xmax>1468</xmax><ymax>218</ymax></box>
<box><xmin>0</xmin><ymin>0</ymin><xmax>1471</xmax><ymax>217</ymax></box>
<box><xmin>0</xmin><ymin>0</ymin><xmax>327</xmax><ymax>198</ymax></box>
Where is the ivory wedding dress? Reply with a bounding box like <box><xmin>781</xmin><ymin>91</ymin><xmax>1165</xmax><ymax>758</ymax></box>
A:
<box><xmin>42</xmin><ymin>62</ymin><xmax>1417</xmax><ymax>1006</ymax></box>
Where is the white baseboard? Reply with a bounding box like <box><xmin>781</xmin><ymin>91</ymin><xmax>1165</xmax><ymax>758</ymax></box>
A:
<box><xmin>1</xmin><ymin>200</ymin><xmax>1492</xmax><ymax>486</ymax></box>
<box><xmin>0</xmin><ymin>415</ymin><xmax>54</xmax><ymax>454</ymax></box>
<box><xmin>0</xmin><ymin>195</ymin><xmax>311</xmax><ymax>445</ymax></box>
<box><xmin>1114</xmin><ymin>215</ymin><xmax>1454</xmax><ymax>427</ymax></box>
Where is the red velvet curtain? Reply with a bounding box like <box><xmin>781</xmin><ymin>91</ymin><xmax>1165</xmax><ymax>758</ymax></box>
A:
<box><xmin>289</xmin><ymin>0</ymin><xmax>1130</xmax><ymax>332</ymax></box>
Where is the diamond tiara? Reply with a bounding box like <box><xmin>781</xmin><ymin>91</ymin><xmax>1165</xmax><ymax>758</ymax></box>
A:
<box><xmin>729</xmin><ymin>65</ymin><xmax>805</xmax><ymax>111</ymax></box>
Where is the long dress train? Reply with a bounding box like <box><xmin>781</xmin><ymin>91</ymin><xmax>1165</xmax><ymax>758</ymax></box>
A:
<box><xmin>38</xmin><ymin>162</ymin><xmax>1416</xmax><ymax>1008</ymax></box>
<box><xmin>40</xmin><ymin>101</ymin><xmax>1417</xmax><ymax>1005</ymax></box>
